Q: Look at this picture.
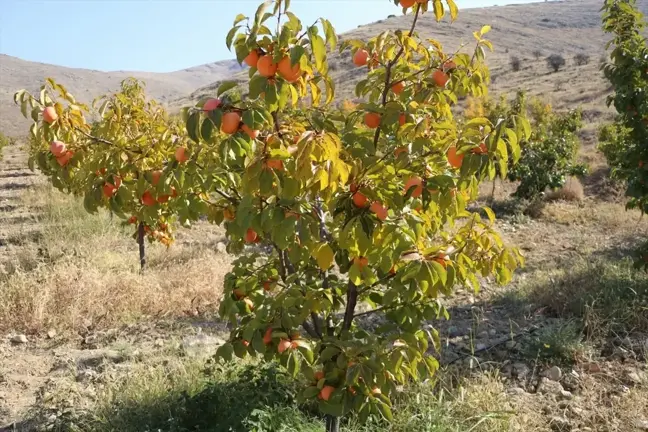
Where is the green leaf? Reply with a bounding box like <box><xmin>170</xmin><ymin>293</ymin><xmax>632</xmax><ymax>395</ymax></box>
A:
<box><xmin>233</xmin><ymin>13</ymin><xmax>247</xmax><ymax>26</ymax></box>
<box><xmin>320</xmin><ymin>346</ymin><xmax>340</xmax><ymax>362</ymax></box>
<box><xmin>376</xmin><ymin>400</ymin><xmax>394</xmax><ymax>421</ymax></box>
<box><xmin>308</xmin><ymin>29</ymin><xmax>327</xmax><ymax>72</ymax></box>
<box><xmin>302</xmin><ymin>386</ymin><xmax>320</xmax><ymax>399</ymax></box>
<box><xmin>200</xmin><ymin>117</ymin><xmax>213</xmax><ymax>142</ymax></box>
<box><xmin>217</xmin><ymin>81</ymin><xmax>239</xmax><ymax>96</ymax></box>
<box><xmin>215</xmin><ymin>343</ymin><xmax>234</xmax><ymax>362</ymax></box>
<box><xmin>320</xmin><ymin>18</ymin><xmax>338</xmax><ymax>50</ymax></box>
<box><xmin>186</xmin><ymin>112</ymin><xmax>200</xmax><ymax>143</ymax></box>
<box><xmin>226</xmin><ymin>26</ymin><xmax>241</xmax><ymax>51</ymax></box>
<box><xmin>290</xmin><ymin>45</ymin><xmax>306</xmax><ymax>66</ymax></box>
<box><xmin>315</xmin><ymin>244</ymin><xmax>335</xmax><ymax>270</ymax></box>
<box><xmin>249</xmin><ymin>75</ymin><xmax>268</xmax><ymax>99</ymax></box>
<box><xmin>483</xmin><ymin>206</ymin><xmax>496</xmax><ymax>224</ymax></box>
<box><xmin>255</xmin><ymin>1</ymin><xmax>270</xmax><ymax>26</ymax></box>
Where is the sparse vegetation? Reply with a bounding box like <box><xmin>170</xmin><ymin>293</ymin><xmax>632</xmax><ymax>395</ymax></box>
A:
<box><xmin>573</xmin><ymin>53</ymin><xmax>590</xmax><ymax>66</ymax></box>
<box><xmin>546</xmin><ymin>54</ymin><xmax>566</xmax><ymax>72</ymax></box>
<box><xmin>532</xmin><ymin>49</ymin><xmax>543</xmax><ymax>60</ymax></box>
<box><xmin>510</xmin><ymin>55</ymin><xmax>522</xmax><ymax>71</ymax></box>
<box><xmin>0</xmin><ymin>130</ymin><xmax>10</xmax><ymax>160</ymax></box>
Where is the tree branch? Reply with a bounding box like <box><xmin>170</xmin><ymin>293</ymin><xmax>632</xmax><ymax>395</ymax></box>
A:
<box><xmin>342</xmin><ymin>281</ymin><xmax>358</xmax><ymax>332</ymax></box>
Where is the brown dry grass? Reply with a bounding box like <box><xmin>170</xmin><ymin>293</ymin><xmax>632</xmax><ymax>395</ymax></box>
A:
<box><xmin>546</xmin><ymin>177</ymin><xmax>585</xmax><ymax>202</ymax></box>
<box><xmin>0</xmin><ymin>186</ymin><xmax>230</xmax><ymax>335</ymax></box>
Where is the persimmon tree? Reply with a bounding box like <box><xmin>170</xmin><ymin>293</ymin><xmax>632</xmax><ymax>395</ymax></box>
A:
<box><xmin>600</xmin><ymin>0</ymin><xmax>648</xmax><ymax>268</ymax></box>
<box><xmin>14</xmin><ymin>78</ymin><xmax>194</xmax><ymax>268</ymax></box>
<box><xmin>189</xmin><ymin>0</ymin><xmax>528</xmax><ymax>429</ymax></box>
<box><xmin>468</xmin><ymin>91</ymin><xmax>586</xmax><ymax>201</ymax></box>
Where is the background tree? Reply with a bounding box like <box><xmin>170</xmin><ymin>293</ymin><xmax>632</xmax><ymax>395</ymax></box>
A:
<box><xmin>15</xmin><ymin>78</ymin><xmax>193</xmax><ymax>268</ymax></box>
<box><xmin>600</xmin><ymin>0</ymin><xmax>648</xmax><ymax>268</ymax></box>
<box><xmin>547</xmin><ymin>53</ymin><xmax>566</xmax><ymax>72</ymax></box>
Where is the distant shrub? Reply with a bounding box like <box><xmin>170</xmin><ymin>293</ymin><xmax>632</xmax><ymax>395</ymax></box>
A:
<box><xmin>532</xmin><ymin>50</ymin><xmax>543</xmax><ymax>60</ymax></box>
<box><xmin>510</xmin><ymin>56</ymin><xmax>522</xmax><ymax>72</ymax></box>
<box><xmin>0</xmin><ymin>131</ymin><xmax>11</xmax><ymax>160</ymax></box>
<box><xmin>573</xmin><ymin>53</ymin><xmax>590</xmax><ymax>66</ymax></box>
<box><xmin>546</xmin><ymin>177</ymin><xmax>585</xmax><ymax>202</ymax></box>
<box><xmin>597</xmin><ymin>122</ymin><xmax>633</xmax><ymax>180</ymax></box>
<box><xmin>387</xmin><ymin>14</ymin><xmax>396</xmax><ymax>18</ymax></box>
<box><xmin>509</xmin><ymin>100</ymin><xmax>588</xmax><ymax>199</ymax></box>
<box><xmin>547</xmin><ymin>54</ymin><xmax>566</xmax><ymax>72</ymax></box>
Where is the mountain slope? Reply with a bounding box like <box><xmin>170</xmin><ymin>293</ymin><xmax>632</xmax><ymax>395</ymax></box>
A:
<box><xmin>0</xmin><ymin>55</ymin><xmax>243</xmax><ymax>137</ymax></box>
<box><xmin>176</xmin><ymin>0</ymin><xmax>647</xmax><ymax>119</ymax></box>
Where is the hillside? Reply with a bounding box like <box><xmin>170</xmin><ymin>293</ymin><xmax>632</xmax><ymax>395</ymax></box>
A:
<box><xmin>0</xmin><ymin>55</ymin><xmax>243</xmax><ymax>137</ymax></box>
<box><xmin>177</xmin><ymin>0</ymin><xmax>648</xmax><ymax>123</ymax></box>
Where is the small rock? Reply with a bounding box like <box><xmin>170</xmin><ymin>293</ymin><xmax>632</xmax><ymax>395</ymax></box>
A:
<box><xmin>627</xmin><ymin>371</ymin><xmax>644</xmax><ymax>384</ymax></box>
<box><xmin>478</xmin><ymin>331</ymin><xmax>489</xmax><ymax>339</ymax></box>
<box><xmin>494</xmin><ymin>350</ymin><xmax>509</xmax><ymax>361</ymax></box>
<box><xmin>76</xmin><ymin>369</ymin><xmax>98</xmax><ymax>382</ymax></box>
<box><xmin>506</xmin><ymin>340</ymin><xmax>517</xmax><ymax>349</ymax></box>
<box><xmin>544</xmin><ymin>366</ymin><xmax>563</xmax><ymax>381</ymax></box>
<box><xmin>507</xmin><ymin>387</ymin><xmax>526</xmax><ymax>395</ymax></box>
<box><xmin>11</xmin><ymin>334</ymin><xmax>28</xmax><ymax>344</ymax></box>
<box><xmin>215</xmin><ymin>242</ymin><xmax>227</xmax><ymax>253</ymax></box>
<box><xmin>154</xmin><ymin>338</ymin><xmax>164</xmax><ymax>347</ymax></box>
<box><xmin>569</xmin><ymin>406</ymin><xmax>583</xmax><ymax>417</ymax></box>
<box><xmin>475</xmin><ymin>343</ymin><xmax>488</xmax><ymax>351</ymax></box>
<box><xmin>182</xmin><ymin>334</ymin><xmax>225</xmax><ymax>358</ymax></box>
<box><xmin>489</xmin><ymin>329</ymin><xmax>498</xmax><ymax>336</ymax></box>
<box><xmin>447</xmin><ymin>326</ymin><xmax>464</xmax><ymax>337</ymax></box>
<box><xmin>538</xmin><ymin>377</ymin><xmax>564</xmax><ymax>395</ymax></box>
<box><xmin>635</xmin><ymin>420</ymin><xmax>648</xmax><ymax>431</ymax></box>
<box><xmin>513</xmin><ymin>362</ymin><xmax>530</xmax><ymax>378</ymax></box>
<box><xmin>47</xmin><ymin>329</ymin><xmax>57</xmax><ymax>339</ymax></box>
<box><xmin>549</xmin><ymin>416</ymin><xmax>571</xmax><ymax>432</ymax></box>
<box><xmin>558</xmin><ymin>390</ymin><xmax>573</xmax><ymax>400</ymax></box>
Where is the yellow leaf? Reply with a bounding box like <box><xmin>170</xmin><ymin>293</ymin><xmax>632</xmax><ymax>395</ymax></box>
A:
<box><xmin>316</xmin><ymin>244</ymin><xmax>335</xmax><ymax>270</ymax></box>
<box><xmin>480</xmin><ymin>25</ymin><xmax>491</xmax><ymax>36</ymax></box>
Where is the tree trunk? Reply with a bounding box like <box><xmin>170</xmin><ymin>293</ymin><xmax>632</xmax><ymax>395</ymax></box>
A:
<box><xmin>325</xmin><ymin>415</ymin><xmax>340</xmax><ymax>432</ymax></box>
<box><xmin>138</xmin><ymin>222</ymin><xmax>146</xmax><ymax>272</ymax></box>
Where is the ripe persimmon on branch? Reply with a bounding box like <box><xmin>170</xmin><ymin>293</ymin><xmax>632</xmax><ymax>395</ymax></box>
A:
<box><xmin>14</xmin><ymin>0</ymin><xmax>532</xmax><ymax>429</ymax></box>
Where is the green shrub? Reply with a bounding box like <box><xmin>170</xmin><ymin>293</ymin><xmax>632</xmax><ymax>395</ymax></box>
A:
<box><xmin>469</xmin><ymin>91</ymin><xmax>588</xmax><ymax>200</ymax></box>
<box><xmin>508</xmin><ymin>101</ymin><xmax>588</xmax><ymax>200</ymax></box>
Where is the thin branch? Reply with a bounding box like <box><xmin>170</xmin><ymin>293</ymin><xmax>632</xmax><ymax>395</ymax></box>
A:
<box><xmin>353</xmin><ymin>304</ymin><xmax>389</xmax><ymax>319</ymax></box>
<box><xmin>357</xmin><ymin>273</ymin><xmax>396</xmax><ymax>297</ymax></box>
<box><xmin>360</xmin><ymin>5</ymin><xmax>421</xmax><ymax>180</ymax></box>
<box><xmin>342</xmin><ymin>281</ymin><xmax>358</xmax><ymax>332</ymax></box>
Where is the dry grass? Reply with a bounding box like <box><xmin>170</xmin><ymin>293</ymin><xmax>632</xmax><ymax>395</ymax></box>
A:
<box><xmin>546</xmin><ymin>177</ymin><xmax>585</xmax><ymax>202</ymax></box>
<box><xmin>0</xmin><ymin>186</ymin><xmax>230</xmax><ymax>335</ymax></box>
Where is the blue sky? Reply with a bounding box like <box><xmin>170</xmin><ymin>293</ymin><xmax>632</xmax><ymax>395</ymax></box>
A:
<box><xmin>1</xmin><ymin>0</ymin><xmax>537</xmax><ymax>73</ymax></box>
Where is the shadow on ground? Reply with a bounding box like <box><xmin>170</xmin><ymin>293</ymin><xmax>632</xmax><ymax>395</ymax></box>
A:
<box><xmin>16</xmin><ymin>362</ymin><xmax>320</xmax><ymax>432</ymax></box>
